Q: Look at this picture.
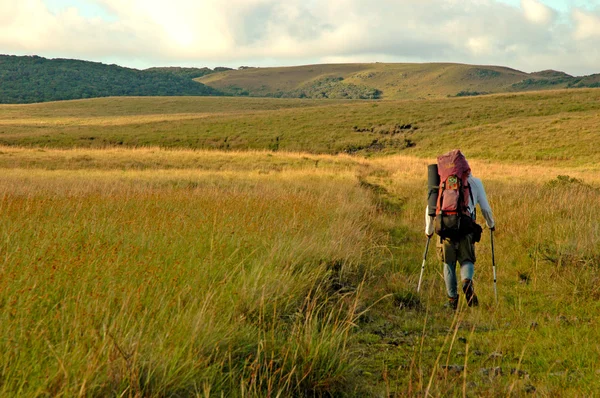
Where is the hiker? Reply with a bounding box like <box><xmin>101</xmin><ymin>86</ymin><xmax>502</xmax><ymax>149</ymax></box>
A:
<box><xmin>425</xmin><ymin>150</ymin><xmax>495</xmax><ymax>310</ymax></box>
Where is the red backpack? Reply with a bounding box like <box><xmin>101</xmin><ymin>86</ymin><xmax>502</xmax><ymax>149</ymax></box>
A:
<box><xmin>434</xmin><ymin>150</ymin><xmax>474</xmax><ymax>240</ymax></box>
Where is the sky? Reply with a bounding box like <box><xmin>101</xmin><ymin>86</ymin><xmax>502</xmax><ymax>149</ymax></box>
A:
<box><xmin>1</xmin><ymin>0</ymin><xmax>600</xmax><ymax>75</ymax></box>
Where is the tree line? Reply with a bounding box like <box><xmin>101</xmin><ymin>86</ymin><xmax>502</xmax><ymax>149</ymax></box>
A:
<box><xmin>0</xmin><ymin>55</ymin><xmax>230</xmax><ymax>104</ymax></box>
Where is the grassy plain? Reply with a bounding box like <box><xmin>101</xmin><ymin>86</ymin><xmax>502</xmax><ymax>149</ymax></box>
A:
<box><xmin>1</xmin><ymin>148</ymin><xmax>387</xmax><ymax>396</ymax></box>
<box><xmin>2</xmin><ymin>89</ymin><xmax>600</xmax><ymax>164</ymax></box>
<box><xmin>2</xmin><ymin>89</ymin><xmax>600</xmax><ymax>396</ymax></box>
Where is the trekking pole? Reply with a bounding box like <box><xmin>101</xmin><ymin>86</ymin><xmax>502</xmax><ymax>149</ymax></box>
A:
<box><xmin>490</xmin><ymin>229</ymin><xmax>498</xmax><ymax>304</ymax></box>
<box><xmin>417</xmin><ymin>236</ymin><xmax>431</xmax><ymax>293</ymax></box>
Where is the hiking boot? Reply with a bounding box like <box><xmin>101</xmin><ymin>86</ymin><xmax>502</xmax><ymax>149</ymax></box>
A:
<box><xmin>462</xmin><ymin>279</ymin><xmax>479</xmax><ymax>307</ymax></box>
<box><xmin>469</xmin><ymin>294</ymin><xmax>479</xmax><ymax>307</ymax></box>
<box><xmin>446</xmin><ymin>296</ymin><xmax>459</xmax><ymax>311</ymax></box>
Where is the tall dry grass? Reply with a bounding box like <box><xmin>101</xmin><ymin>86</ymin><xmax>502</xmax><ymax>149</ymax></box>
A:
<box><xmin>0</xmin><ymin>161</ymin><xmax>386</xmax><ymax>396</ymax></box>
<box><xmin>4</xmin><ymin>146</ymin><xmax>600</xmax><ymax>396</ymax></box>
<box><xmin>360</xmin><ymin>154</ymin><xmax>600</xmax><ymax>396</ymax></box>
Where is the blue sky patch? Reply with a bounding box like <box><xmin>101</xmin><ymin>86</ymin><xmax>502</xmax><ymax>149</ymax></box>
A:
<box><xmin>497</xmin><ymin>0</ymin><xmax>599</xmax><ymax>13</ymax></box>
<box><xmin>44</xmin><ymin>0</ymin><xmax>117</xmax><ymax>21</ymax></box>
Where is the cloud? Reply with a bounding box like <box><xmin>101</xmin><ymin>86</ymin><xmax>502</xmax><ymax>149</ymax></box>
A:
<box><xmin>0</xmin><ymin>0</ymin><xmax>599</xmax><ymax>75</ymax></box>
<box><xmin>0</xmin><ymin>0</ymin><xmax>159</xmax><ymax>58</ymax></box>
<box><xmin>572</xmin><ymin>8</ymin><xmax>600</xmax><ymax>40</ymax></box>
<box><xmin>521</xmin><ymin>0</ymin><xmax>554</xmax><ymax>24</ymax></box>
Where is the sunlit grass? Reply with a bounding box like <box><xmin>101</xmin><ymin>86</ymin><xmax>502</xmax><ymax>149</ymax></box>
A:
<box><xmin>358</xmin><ymin>153</ymin><xmax>600</xmax><ymax>396</ymax></box>
<box><xmin>2</xmin><ymin>89</ymin><xmax>600</xmax><ymax>164</ymax></box>
<box><xmin>3</xmin><ymin>84</ymin><xmax>600</xmax><ymax>396</ymax></box>
<box><xmin>0</xmin><ymin>156</ymin><xmax>388</xmax><ymax>396</ymax></box>
<box><xmin>0</xmin><ymin>146</ymin><xmax>366</xmax><ymax>173</ymax></box>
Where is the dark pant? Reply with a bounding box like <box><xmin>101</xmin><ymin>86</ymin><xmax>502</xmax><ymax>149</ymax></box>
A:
<box><xmin>437</xmin><ymin>234</ymin><xmax>476</xmax><ymax>298</ymax></box>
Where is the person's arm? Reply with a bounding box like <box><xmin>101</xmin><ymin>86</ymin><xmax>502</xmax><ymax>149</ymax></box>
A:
<box><xmin>473</xmin><ymin>178</ymin><xmax>495</xmax><ymax>229</ymax></box>
<box><xmin>425</xmin><ymin>206</ymin><xmax>435</xmax><ymax>236</ymax></box>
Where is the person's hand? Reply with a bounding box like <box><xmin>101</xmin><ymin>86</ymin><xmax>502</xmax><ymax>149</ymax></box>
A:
<box><xmin>426</xmin><ymin>233</ymin><xmax>433</xmax><ymax>238</ymax></box>
<box><xmin>490</xmin><ymin>226</ymin><xmax>496</xmax><ymax>232</ymax></box>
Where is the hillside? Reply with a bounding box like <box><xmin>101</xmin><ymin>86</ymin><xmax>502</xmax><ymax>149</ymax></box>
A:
<box><xmin>0</xmin><ymin>55</ymin><xmax>223</xmax><ymax>104</ymax></box>
<box><xmin>144</xmin><ymin>66</ymin><xmax>234</xmax><ymax>79</ymax></box>
<box><xmin>3</xmin><ymin>55</ymin><xmax>599</xmax><ymax>103</ymax></box>
<box><xmin>197</xmin><ymin>62</ymin><xmax>600</xmax><ymax>99</ymax></box>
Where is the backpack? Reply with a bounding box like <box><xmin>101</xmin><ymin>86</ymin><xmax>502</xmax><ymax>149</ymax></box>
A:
<box><xmin>434</xmin><ymin>150</ymin><xmax>475</xmax><ymax>240</ymax></box>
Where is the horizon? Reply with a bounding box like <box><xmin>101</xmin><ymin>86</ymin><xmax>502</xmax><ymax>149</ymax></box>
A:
<box><xmin>2</xmin><ymin>0</ymin><xmax>600</xmax><ymax>76</ymax></box>
<box><xmin>2</xmin><ymin>53</ymin><xmax>597</xmax><ymax>78</ymax></box>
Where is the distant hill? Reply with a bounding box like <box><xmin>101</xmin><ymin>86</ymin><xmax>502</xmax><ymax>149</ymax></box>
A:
<box><xmin>197</xmin><ymin>63</ymin><xmax>600</xmax><ymax>100</ymax></box>
<box><xmin>144</xmin><ymin>66</ymin><xmax>234</xmax><ymax>79</ymax></box>
<box><xmin>530</xmin><ymin>70</ymin><xmax>573</xmax><ymax>79</ymax></box>
<box><xmin>2</xmin><ymin>55</ymin><xmax>599</xmax><ymax>103</ymax></box>
<box><xmin>198</xmin><ymin>64</ymin><xmax>384</xmax><ymax>99</ymax></box>
<box><xmin>0</xmin><ymin>55</ymin><xmax>223</xmax><ymax>104</ymax></box>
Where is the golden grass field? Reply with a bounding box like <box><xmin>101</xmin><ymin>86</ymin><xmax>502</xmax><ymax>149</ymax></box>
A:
<box><xmin>1</xmin><ymin>148</ymin><xmax>383</xmax><ymax>396</ymax></box>
<box><xmin>1</xmin><ymin>89</ymin><xmax>600</xmax><ymax>396</ymax></box>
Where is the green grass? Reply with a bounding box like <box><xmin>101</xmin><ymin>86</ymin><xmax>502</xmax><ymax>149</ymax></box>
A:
<box><xmin>2</xmin><ymin>89</ymin><xmax>600</xmax><ymax>165</ymax></box>
<box><xmin>0</xmin><ymin>157</ymin><xmax>389</xmax><ymax>396</ymax></box>
<box><xmin>355</xmin><ymin>156</ymin><xmax>600</xmax><ymax>396</ymax></box>
<box><xmin>0</xmin><ymin>96</ymin><xmax>344</xmax><ymax>118</ymax></box>
<box><xmin>3</xmin><ymin>145</ymin><xmax>600</xmax><ymax>395</ymax></box>
<box><xmin>3</xmin><ymin>88</ymin><xmax>600</xmax><ymax>396</ymax></box>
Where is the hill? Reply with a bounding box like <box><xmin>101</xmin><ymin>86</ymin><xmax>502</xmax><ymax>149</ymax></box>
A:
<box><xmin>144</xmin><ymin>66</ymin><xmax>234</xmax><ymax>79</ymax></box>
<box><xmin>0</xmin><ymin>55</ymin><xmax>223</xmax><ymax>104</ymax></box>
<box><xmin>4</xmin><ymin>55</ymin><xmax>599</xmax><ymax>103</ymax></box>
<box><xmin>197</xmin><ymin>62</ymin><xmax>600</xmax><ymax>99</ymax></box>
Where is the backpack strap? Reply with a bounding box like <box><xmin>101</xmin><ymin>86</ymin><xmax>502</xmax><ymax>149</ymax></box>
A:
<box><xmin>467</xmin><ymin>183</ymin><xmax>476</xmax><ymax>220</ymax></box>
<box><xmin>436</xmin><ymin>180</ymin><xmax>445</xmax><ymax>215</ymax></box>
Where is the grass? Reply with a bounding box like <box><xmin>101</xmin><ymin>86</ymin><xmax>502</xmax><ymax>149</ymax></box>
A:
<box><xmin>0</xmin><ymin>96</ymin><xmax>344</xmax><ymax>118</ymax></box>
<box><xmin>3</xmin><ymin>88</ymin><xmax>600</xmax><ymax>396</ymax></box>
<box><xmin>0</xmin><ymin>150</ymin><xmax>390</xmax><ymax>396</ymax></box>
<box><xmin>2</xmin><ymin>89</ymin><xmax>600</xmax><ymax>165</ymax></box>
<box><xmin>355</xmin><ymin>155</ymin><xmax>600</xmax><ymax>396</ymax></box>
<box><xmin>3</xmin><ymin>145</ymin><xmax>600</xmax><ymax>396</ymax></box>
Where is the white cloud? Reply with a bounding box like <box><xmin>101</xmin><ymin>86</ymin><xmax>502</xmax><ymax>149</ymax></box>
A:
<box><xmin>572</xmin><ymin>9</ymin><xmax>600</xmax><ymax>40</ymax></box>
<box><xmin>467</xmin><ymin>37</ymin><xmax>494</xmax><ymax>55</ymax></box>
<box><xmin>0</xmin><ymin>0</ymin><xmax>55</xmax><ymax>50</ymax></box>
<box><xmin>521</xmin><ymin>0</ymin><xmax>554</xmax><ymax>24</ymax></box>
<box><xmin>0</xmin><ymin>0</ymin><xmax>599</xmax><ymax>75</ymax></box>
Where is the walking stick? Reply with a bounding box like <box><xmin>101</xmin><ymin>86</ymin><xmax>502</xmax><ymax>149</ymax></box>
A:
<box><xmin>417</xmin><ymin>236</ymin><xmax>431</xmax><ymax>293</ymax></box>
<box><xmin>490</xmin><ymin>229</ymin><xmax>498</xmax><ymax>303</ymax></box>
